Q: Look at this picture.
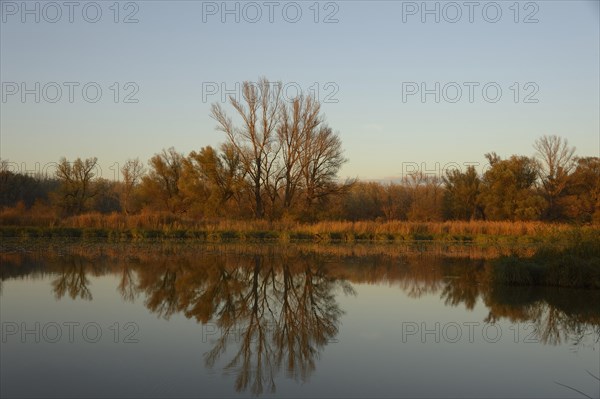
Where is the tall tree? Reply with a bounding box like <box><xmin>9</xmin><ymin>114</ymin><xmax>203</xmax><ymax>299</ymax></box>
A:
<box><xmin>140</xmin><ymin>148</ymin><xmax>185</xmax><ymax>213</ymax></box>
<box><xmin>561</xmin><ymin>157</ymin><xmax>600</xmax><ymax>223</ymax></box>
<box><xmin>277</xmin><ymin>95</ymin><xmax>322</xmax><ymax>210</ymax></box>
<box><xmin>533</xmin><ymin>135</ymin><xmax>575</xmax><ymax>219</ymax></box>
<box><xmin>120</xmin><ymin>158</ymin><xmax>145</xmax><ymax>215</ymax></box>
<box><xmin>211</xmin><ymin>77</ymin><xmax>283</xmax><ymax>218</ymax></box>
<box><xmin>478</xmin><ymin>153</ymin><xmax>546</xmax><ymax>221</ymax></box>
<box><xmin>299</xmin><ymin>125</ymin><xmax>350</xmax><ymax>218</ymax></box>
<box><xmin>212</xmin><ymin>78</ymin><xmax>349</xmax><ymax>219</ymax></box>
<box><xmin>443</xmin><ymin>166</ymin><xmax>482</xmax><ymax>220</ymax></box>
<box><xmin>55</xmin><ymin>157</ymin><xmax>98</xmax><ymax>214</ymax></box>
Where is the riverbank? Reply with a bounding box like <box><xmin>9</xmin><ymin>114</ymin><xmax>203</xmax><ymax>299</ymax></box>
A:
<box><xmin>0</xmin><ymin>220</ymin><xmax>594</xmax><ymax>245</ymax></box>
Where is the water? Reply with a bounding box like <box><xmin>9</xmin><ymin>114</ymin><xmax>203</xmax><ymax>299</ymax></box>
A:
<box><xmin>1</xmin><ymin>241</ymin><xmax>598</xmax><ymax>398</ymax></box>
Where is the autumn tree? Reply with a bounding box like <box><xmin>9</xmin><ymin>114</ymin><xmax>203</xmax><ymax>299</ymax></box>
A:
<box><xmin>140</xmin><ymin>148</ymin><xmax>185</xmax><ymax>214</ymax></box>
<box><xmin>478</xmin><ymin>153</ymin><xmax>546</xmax><ymax>221</ymax></box>
<box><xmin>341</xmin><ymin>181</ymin><xmax>386</xmax><ymax>221</ymax></box>
<box><xmin>380</xmin><ymin>183</ymin><xmax>412</xmax><ymax>221</ymax></box>
<box><xmin>561</xmin><ymin>157</ymin><xmax>600</xmax><ymax>223</ymax></box>
<box><xmin>120</xmin><ymin>158</ymin><xmax>145</xmax><ymax>215</ymax></box>
<box><xmin>404</xmin><ymin>172</ymin><xmax>444</xmax><ymax>222</ymax></box>
<box><xmin>55</xmin><ymin>157</ymin><xmax>99</xmax><ymax>214</ymax></box>
<box><xmin>180</xmin><ymin>144</ymin><xmax>245</xmax><ymax>217</ymax></box>
<box><xmin>443</xmin><ymin>166</ymin><xmax>482</xmax><ymax>220</ymax></box>
<box><xmin>533</xmin><ymin>135</ymin><xmax>575</xmax><ymax>219</ymax></box>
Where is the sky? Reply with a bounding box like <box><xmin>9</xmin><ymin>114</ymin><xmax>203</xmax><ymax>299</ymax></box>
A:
<box><xmin>1</xmin><ymin>0</ymin><xmax>599</xmax><ymax>181</ymax></box>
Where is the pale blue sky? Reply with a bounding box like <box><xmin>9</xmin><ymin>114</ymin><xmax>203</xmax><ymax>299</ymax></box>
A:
<box><xmin>1</xmin><ymin>0</ymin><xmax>599</xmax><ymax>180</ymax></box>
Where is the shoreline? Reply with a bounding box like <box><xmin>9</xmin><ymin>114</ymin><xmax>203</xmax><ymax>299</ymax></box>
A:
<box><xmin>1</xmin><ymin>222</ymin><xmax>596</xmax><ymax>244</ymax></box>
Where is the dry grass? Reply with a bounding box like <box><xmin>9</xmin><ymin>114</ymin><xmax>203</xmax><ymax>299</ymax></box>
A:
<box><xmin>0</xmin><ymin>206</ymin><xmax>590</xmax><ymax>242</ymax></box>
<box><xmin>292</xmin><ymin>220</ymin><xmax>570</xmax><ymax>237</ymax></box>
<box><xmin>0</xmin><ymin>202</ymin><xmax>59</xmax><ymax>226</ymax></box>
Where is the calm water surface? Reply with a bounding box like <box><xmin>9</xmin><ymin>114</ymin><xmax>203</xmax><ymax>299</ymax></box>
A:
<box><xmin>1</xmin><ymin>241</ymin><xmax>598</xmax><ymax>398</ymax></box>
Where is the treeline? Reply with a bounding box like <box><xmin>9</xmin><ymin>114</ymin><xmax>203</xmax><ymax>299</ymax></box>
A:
<box><xmin>342</xmin><ymin>147</ymin><xmax>599</xmax><ymax>224</ymax></box>
<box><xmin>1</xmin><ymin>78</ymin><xmax>599</xmax><ymax>224</ymax></box>
<box><xmin>2</xmin><ymin>137</ymin><xmax>597</xmax><ymax>225</ymax></box>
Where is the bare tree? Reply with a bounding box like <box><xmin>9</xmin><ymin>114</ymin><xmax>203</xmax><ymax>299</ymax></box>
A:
<box><xmin>534</xmin><ymin>135</ymin><xmax>576</xmax><ymax>218</ymax></box>
<box><xmin>211</xmin><ymin>78</ymin><xmax>283</xmax><ymax>218</ymax></box>
<box><xmin>277</xmin><ymin>95</ymin><xmax>322</xmax><ymax>210</ymax></box>
<box><xmin>56</xmin><ymin>157</ymin><xmax>98</xmax><ymax>214</ymax></box>
<box><xmin>212</xmin><ymin>77</ymin><xmax>350</xmax><ymax>219</ymax></box>
<box><xmin>120</xmin><ymin>158</ymin><xmax>145</xmax><ymax>215</ymax></box>
<box><xmin>300</xmin><ymin>125</ymin><xmax>349</xmax><ymax>213</ymax></box>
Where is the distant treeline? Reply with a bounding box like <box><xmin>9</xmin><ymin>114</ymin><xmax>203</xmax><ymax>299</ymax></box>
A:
<box><xmin>1</xmin><ymin>78</ymin><xmax>599</xmax><ymax>225</ymax></box>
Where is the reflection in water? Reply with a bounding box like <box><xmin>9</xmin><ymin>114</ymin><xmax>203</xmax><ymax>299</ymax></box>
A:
<box><xmin>118</xmin><ymin>265</ymin><xmax>138</xmax><ymax>303</ymax></box>
<box><xmin>1</xmin><ymin>242</ymin><xmax>599</xmax><ymax>394</ymax></box>
<box><xmin>134</xmin><ymin>251</ymin><xmax>351</xmax><ymax>394</ymax></box>
<box><xmin>482</xmin><ymin>284</ymin><xmax>600</xmax><ymax>347</ymax></box>
<box><xmin>52</xmin><ymin>256</ymin><xmax>93</xmax><ymax>301</ymax></box>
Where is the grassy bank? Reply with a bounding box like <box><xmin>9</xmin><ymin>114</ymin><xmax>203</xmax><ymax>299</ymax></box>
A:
<box><xmin>488</xmin><ymin>229</ymin><xmax>600</xmax><ymax>289</ymax></box>
<box><xmin>0</xmin><ymin>220</ymin><xmax>592</xmax><ymax>245</ymax></box>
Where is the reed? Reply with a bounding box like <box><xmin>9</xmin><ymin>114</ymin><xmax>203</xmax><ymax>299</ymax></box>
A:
<box><xmin>0</xmin><ymin>208</ymin><xmax>592</xmax><ymax>243</ymax></box>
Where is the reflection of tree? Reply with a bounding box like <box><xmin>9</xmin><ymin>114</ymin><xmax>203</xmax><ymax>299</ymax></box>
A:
<box><xmin>51</xmin><ymin>257</ymin><xmax>93</xmax><ymax>300</ymax></box>
<box><xmin>481</xmin><ymin>285</ymin><xmax>600</xmax><ymax>347</ymax></box>
<box><xmin>439</xmin><ymin>260</ymin><xmax>484</xmax><ymax>310</ymax></box>
<box><xmin>117</xmin><ymin>265</ymin><xmax>138</xmax><ymax>302</ymax></box>
<box><xmin>272</xmin><ymin>255</ymin><xmax>349</xmax><ymax>384</ymax></box>
<box><xmin>203</xmin><ymin>254</ymin><xmax>347</xmax><ymax>395</ymax></box>
<box><xmin>206</xmin><ymin>256</ymin><xmax>279</xmax><ymax>394</ymax></box>
<box><xmin>138</xmin><ymin>260</ymin><xmax>183</xmax><ymax>319</ymax></box>
<box><xmin>136</xmin><ymin>250</ymin><xmax>349</xmax><ymax>395</ymax></box>
<box><xmin>418</xmin><ymin>260</ymin><xmax>600</xmax><ymax>348</ymax></box>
